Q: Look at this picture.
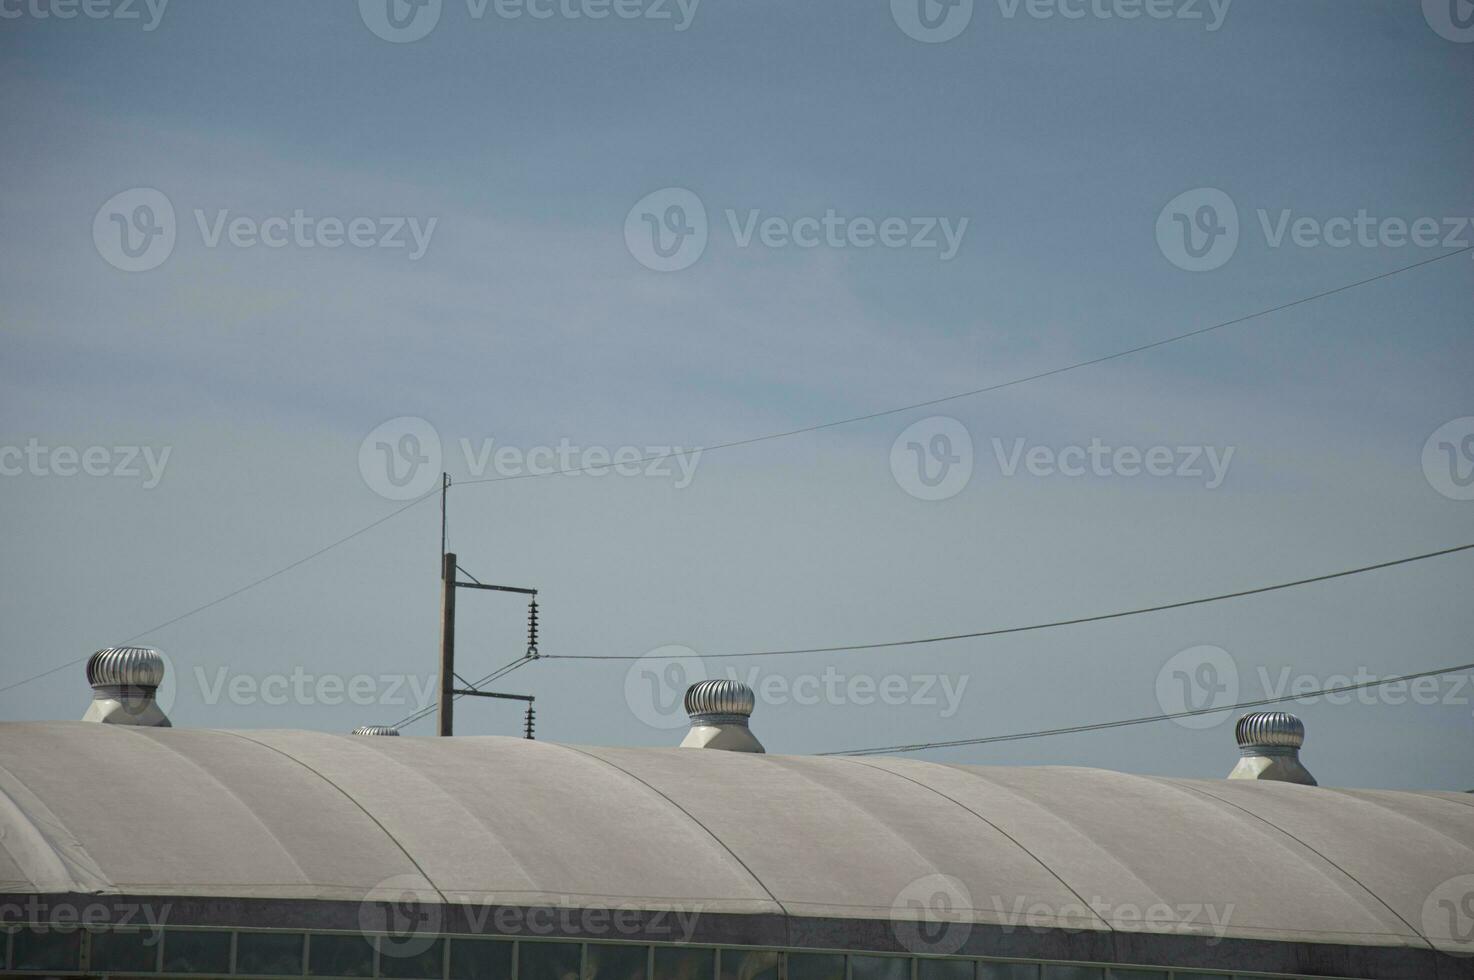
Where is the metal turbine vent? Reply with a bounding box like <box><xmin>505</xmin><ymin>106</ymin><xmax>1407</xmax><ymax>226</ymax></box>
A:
<box><xmin>680</xmin><ymin>680</ymin><xmax>763</xmax><ymax>753</ymax></box>
<box><xmin>352</xmin><ymin>725</ymin><xmax>401</xmax><ymax>736</ymax></box>
<box><xmin>81</xmin><ymin>646</ymin><xmax>171</xmax><ymax>727</ymax></box>
<box><xmin>1227</xmin><ymin>710</ymin><xmax>1315</xmax><ymax>786</ymax></box>
<box><xmin>1236</xmin><ymin>711</ymin><xmax>1305</xmax><ymax>750</ymax></box>
<box><xmin>684</xmin><ymin>679</ymin><xmax>755</xmax><ymax>721</ymax></box>
<box><xmin>87</xmin><ymin>646</ymin><xmax>165</xmax><ymax>689</ymax></box>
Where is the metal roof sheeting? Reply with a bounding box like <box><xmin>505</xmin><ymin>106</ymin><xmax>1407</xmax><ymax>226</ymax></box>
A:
<box><xmin>0</xmin><ymin>722</ymin><xmax>1470</xmax><ymax>955</ymax></box>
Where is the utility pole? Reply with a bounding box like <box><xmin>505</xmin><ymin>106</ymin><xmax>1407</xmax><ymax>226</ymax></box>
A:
<box><xmin>440</xmin><ymin>473</ymin><xmax>450</xmax><ymax>577</ymax></box>
<box><xmin>436</xmin><ymin>550</ymin><xmax>540</xmax><ymax>738</ymax></box>
<box><xmin>452</xmin><ymin>689</ymin><xmax>536</xmax><ymax>740</ymax></box>
<box><xmin>439</xmin><ymin>550</ymin><xmax>457</xmax><ymax>736</ymax></box>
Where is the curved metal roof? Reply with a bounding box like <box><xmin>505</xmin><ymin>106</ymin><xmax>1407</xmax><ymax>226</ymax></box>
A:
<box><xmin>0</xmin><ymin>722</ymin><xmax>1470</xmax><ymax>957</ymax></box>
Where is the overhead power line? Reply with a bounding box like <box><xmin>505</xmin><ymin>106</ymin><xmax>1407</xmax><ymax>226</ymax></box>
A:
<box><xmin>0</xmin><ymin>488</ymin><xmax>440</xmax><ymax>697</ymax></box>
<box><xmin>544</xmin><ymin>542</ymin><xmax>1474</xmax><ymax>661</ymax></box>
<box><xmin>823</xmin><ymin>661</ymin><xmax>1474</xmax><ymax>757</ymax></box>
<box><xmin>391</xmin><ymin>654</ymin><xmax>534</xmax><ymax>730</ymax></box>
<box><xmin>455</xmin><ymin>245</ymin><xmax>1473</xmax><ymax>488</ymax></box>
<box><xmin>3</xmin><ymin>248</ymin><xmax>1464</xmax><ymax>698</ymax></box>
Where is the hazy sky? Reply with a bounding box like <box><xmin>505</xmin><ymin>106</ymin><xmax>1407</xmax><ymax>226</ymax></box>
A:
<box><xmin>1</xmin><ymin>0</ymin><xmax>1471</xmax><ymax>790</ymax></box>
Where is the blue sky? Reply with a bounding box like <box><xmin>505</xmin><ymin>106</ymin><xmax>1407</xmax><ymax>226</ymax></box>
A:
<box><xmin>0</xmin><ymin>0</ymin><xmax>1471</xmax><ymax>789</ymax></box>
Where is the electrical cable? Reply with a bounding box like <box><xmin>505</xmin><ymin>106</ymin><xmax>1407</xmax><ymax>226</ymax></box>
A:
<box><xmin>454</xmin><ymin>246</ymin><xmax>1473</xmax><ymax>488</ymax></box>
<box><xmin>8</xmin><ymin>248</ymin><xmax>1467</xmax><ymax>697</ymax></box>
<box><xmin>822</xmin><ymin>661</ymin><xmax>1474</xmax><ymax>756</ymax></box>
<box><xmin>0</xmin><ymin>488</ymin><xmax>441</xmax><ymax>696</ymax></box>
<box><xmin>543</xmin><ymin>542</ymin><xmax>1474</xmax><ymax>661</ymax></box>
<box><xmin>391</xmin><ymin>654</ymin><xmax>533</xmax><ymax>730</ymax></box>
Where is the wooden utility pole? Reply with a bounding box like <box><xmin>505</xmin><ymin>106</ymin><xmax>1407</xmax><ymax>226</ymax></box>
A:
<box><xmin>438</xmin><ymin>550</ymin><xmax>457</xmax><ymax>736</ymax></box>
<box><xmin>435</xmin><ymin>546</ymin><xmax>538</xmax><ymax>739</ymax></box>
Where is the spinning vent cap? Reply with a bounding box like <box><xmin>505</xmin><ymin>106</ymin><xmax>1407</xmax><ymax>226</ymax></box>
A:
<box><xmin>87</xmin><ymin>646</ymin><xmax>165</xmax><ymax>689</ymax></box>
<box><xmin>352</xmin><ymin>725</ymin><xmax>401</xmax><ymax>736</ymax></box>
<box><xmin>684</xmin><ymin>679</ymin><xmax>755</xmax><ymax>721</ymax></box>
<box><xmin>81</xmin><ymin>646</ymin><xmax>171</xmax><ymax>727</ymax></box>
<box><xmin>680</xmin><ymin>680</ymin><xmax>763</xmax><ymax>753</ymax></box>
<box><xmin>1236</xmin><ymin>711</ymin><xmax>1305</xmax><ymax>750</ymax></box>
<box><xmin>1227</xmin><ymin>711</ymin><xmax>1315</xmax><ymax>786</ymax></box>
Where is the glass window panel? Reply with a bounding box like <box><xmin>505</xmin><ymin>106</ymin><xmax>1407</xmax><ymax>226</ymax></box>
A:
<box><xmin>13</xmin><ymin>928</ymin><xmax>82</xmax><ymax>972</ymax></box>
<box><xmin>918</xmin><ymin>960</ymin><xmax>973</xmax><ymax>980</ymax></box>
<box><xmin>518</xmin><ymin>941</ymin><xmax>582</xmax><ymax>980</ymax></box>
<box><xmin>308</xmin><ymin>934</ymin><xmax>375</xmax><ymax>977</ymax></box>
<box><xmin>162</xmin><ymin>930</ymin><xmax>232</xmax><ymax>974</ymax></box>
<box><xmin>586</xmin><ymin>944</ymin><xmax>647</xmax><ymax>980</ymax></box>
<box><xmin>236</xmin><ymin>932</ymin><xmax>305</xmax><ymax>976</ymax></box>
<box><xmin>91</xmin><ymin>929</ymin><xmax>163</xmax><ymax>973</ymax></box>
<box><xmin>653</xmin><ymin>947</ymin><xmax>714</xmax><ymax>980</ymax></box>
<box><xmin>1041</xmin><ymin>968</ymin><xmax>1103</xmax><ymax>980</ymax></box>
<box><xmin>785</xmin><ymin>953</ymin><xmax>844</xmax><ymax>980</ymax></box>
<box><xmin>978</xmin><ymin>966</ymin><xmax>1038</xmax><ymax>980</ymax></box>
<box><xmin>380</xmin><ymin>937</ymin><xmax>444</xmax><ymax>979</ymax></box>
<box><xmin>719</xmin><ymin>948</ymin><xmax>777</xmax><ymax>980</ymax></box>
<box><xmin>851</xmin><ymin>957</ymin><xmax>910</xmax><ymax>980</ymax></box>
<box><xmin>449</xmin><ymin>939</ymin><xmax>512</xmax><ymax>980</ymax></box>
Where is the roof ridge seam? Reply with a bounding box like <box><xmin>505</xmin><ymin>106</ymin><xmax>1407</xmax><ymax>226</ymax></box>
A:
<box><xmin>1322</xmin><ymin>788</ymin><xmax>1474</xmax><ymax>856</ymax></box>
<box><xmin>329</xmin><ymin>739</ymin><xmax>542</xmax><ymax>892</ymax></box>
<box><xmin>214</xmin><ymin>730</ymin><xmax>449</xmax><ymax>907</ymax></box>
<box><xmin>929</xmin><ymin>762</ymin><xmax>1173</xmax><ymax>910</ymax></box>
<box><xmin>553</xmin><ymin>745</ymin><xmax>790</xmax><ymax>929</ymax></box>
<box><xmin>838</xmin><ymin>758</ymin><xmax>1114</xmax><ymax>932</ymax></box>
<box><xmin>116</xmin><ymin>727</ymin><xmax>315</xmax><ymax>888</ymax></box>
<box><xmin>1165</xmin><ymin>779</ymin><xmax>1431</xmax><ymax>950</ymax></box>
